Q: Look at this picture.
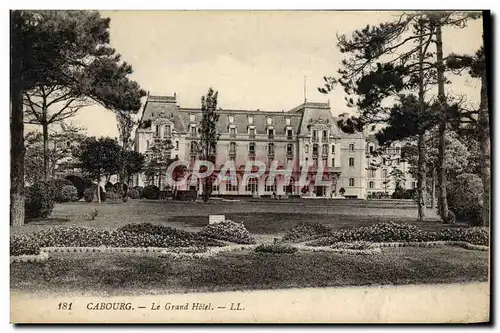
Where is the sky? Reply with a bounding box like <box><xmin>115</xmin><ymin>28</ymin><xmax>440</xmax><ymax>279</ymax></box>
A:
<box><xmin>45</xmin><ymin>11</ymin><xmax>484</xmax><ymax>138</ymax></box>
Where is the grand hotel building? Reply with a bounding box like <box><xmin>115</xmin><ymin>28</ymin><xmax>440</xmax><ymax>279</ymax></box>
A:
<box><xmin>133</xmin><ymin>94</ymin><xmax>415</xmax><ymax>199</ymax></box>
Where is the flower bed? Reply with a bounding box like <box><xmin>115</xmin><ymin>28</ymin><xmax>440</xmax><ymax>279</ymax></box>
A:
<box><xmin>10</xmin><ymin>224</ymin><xmax>225</xmax><ymax>256</ymax></box>
<box><xmin>285</xmin><ymin>222</ymin><xmax>489</xmax><ymax>247</ymax></box>
<box><xmin>198</xmin><ymin>220</ymin><xmax>256</xmax><ymax>244</ymax></box>
<box><xmin>281</xmin><ymin>222</ymin><xmax>331</xmax><ymax>242</ymax></box>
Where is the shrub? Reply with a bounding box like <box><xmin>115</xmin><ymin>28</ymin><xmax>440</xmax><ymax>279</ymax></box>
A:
<box><xmin>255</xmin><ymin>243</ymin><xmax>297</xmax><ymax>254</ymax></box>
<box><xmin>133</xmin><ymin>186</ymin><xmax>144</xmax><ymax>198</ymax></box>
<box><xmin>143</xmin><ymin>185</ymin><xmax>160</xmax><ymax>200</ymax></box>
<box><xmin>447</xmin><ymin>173</ymin><xmax>483</xmax><ymax>226</ymax></box>
<box><xmin>198</xmin><ymin>220</ymin><xmax>256</xmax><ymax>244</ymax></box>
<box><xmin>47</xmin><ymin>178</ymin><xmax>73</xmax><ymax>202</ymax></box>
<box><xmin>106</xmin><ymin>190</ymin><xmax>123</xmax><ymax>204</ymax></box>
<box><xmin>83</xmin><ymin>188</ymin><xmax>94</xmax><ymax>203</ymax></box>
<box><xmin>25</xmin><ymin>181</ymin><xmax>55</xmax><ymax>219</ymax></box>
<box><xmin>113</xmin><ymin>182</ymin><xmax>128</xmax><ymax>196</ymax></box>
<box><xmin>65</xmin><ymin>175</ymin><xmax>93</xmax><ymax>200</ymax></box>
<box><xmin>282</xmin><ymin>222</ymin><xmax>331</xmax><ymax>242</ymax></box>
<box><xmin>104</xmin><ymin>182</ymin><xmax>114</xmax><ymax>193</ymax></box>
<box><xmin>10</xmin><ymin>235</ymin><xmax>41</xmax><ymax>256</ymax></box>
<box><xmin>128</xmin><ymin>189</ymin><xmax>140</xmax><ymax>199</ymax></box>
<box><xmin>59</xmin><ymin>185</ymin><xmax>78</xmax><ymax>202</ymax></box>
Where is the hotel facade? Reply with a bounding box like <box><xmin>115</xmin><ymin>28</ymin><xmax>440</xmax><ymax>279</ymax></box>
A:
<box><xmin>133</xmin><ymin>94</ymin><xmax>414</xmax><ymax>199</ymax></box>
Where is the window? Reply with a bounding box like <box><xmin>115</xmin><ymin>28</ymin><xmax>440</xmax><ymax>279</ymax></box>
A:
<box><xmin>211</xmin><ymin>177</ymin><xmax>219</xmax><ymax>192</ymax></box>
<box><xmin>312</xmin><ymin>144</ymin><xmax>319</xmax><ymax>156</ymax></box>
<box><xmin>230</xmin><ymin>127</ymin><xmax>236</xmax><ymax>138</ymax></box>
<box><xmin>369</xmin><ymin>145</ymin><xmax>374</xmax><ymax>154</ymax></box>
<box><xmin>286</xmin><ymin>144</ymin><xmax>293</xmax><ymax>155</ymax></box>
<box><xmin>164</xmin><ymin>125</ymin><xmax>171</xmax><ymax>137</ymax></box>
<box><xmin>267</xmin><ymin>157</ymin><xmax>274</xmax><ymax>167</ymax></box>
<box><xmin>313</xmin><ymin>157</ymin><xmax>318</xmax><ymax>167</ymax></box>
<box><xmin>287</xmin><ymin>129</ymin><xmax>293</xmax><ymax>139</ymax></box>
<box><xmin>312</xmin><ymin>130</ymin><xmax>318</xmax><ymax>142</ymax></box>
<box><xmin>249</xmin><ymin>142</ymin><xmax>255</xmax><ymax>155</ymax></box>
<box><xmin>146</xmin><ymin>140</ymin><xmax>150</xmax><ymax>149</ymax></box>
<box><xmin>265</xmin><ymin>177</ymin><xmax>277</xmax><ymax>192</ymax></box>
<box><xmin>229</xmin><ymin>115</ymin><xmax>234</xmax><ymax>123</ymax></box>
<box><xmin>369</xmin><ymin>181</ymin><xmax>374</xmax><ymax>189</ymax></box>
<box><xmin>397</xmin><ymin>158</ymin><xmax>400</xmax><ymax>165</ymax></box>
<box><xmin>268</xmin><ymin>129</ymin><xmax>274</xmax><ymax>139</ymax></box>
<box><xmin>396</xmin><ymin>147</ymin><xmax>401</xmax><ymax>155</ymax></box>
<box><xmin>154</xmin><ymin>124</ymin><xmax>160</xmax><ymax>137</ymax></box>
<box><xmin>412</xmin><ymin>181</ymin><xmax>416</xmax><ymax>189</ymax></box>
<box><xmin>190</xmin><ymin>141</ymin><xmax>198</xmax><ymax>154</ymax></box>
<box><xmin>229</xmin><ymin>142</ymin><xmax>236</xmax><ymax>155</ymax></box>
<box><xmin>189</xmin><ymin>114</ymin><xmax>195</xmax><ymax>122</ymax></box>
<box><xmin>331</xmin><ymin>145</ymin><xmax>335</xmax><ymax>154</ymax></box>
<box><xmin>369</xmin><ymin>169</ymin><xmax>376</xmax><ymax>178</ymax></box>
<box><xmin>268</xmin><ymin>143</ymin><xmax>275</xmax><ymax>155</ymax></box>
<box><xmin>245</xmin><ymin>178</ymin><xmax>258</xmax><ymax>193</ymax></box>
<box><xmin>248</xmin><ymin>116</ymin><xmax>254</xmax><ymax>124</ymax></box>
<box><xmin>349</xmin><ymin>143</ymin><xmax>355</xmax><ymax>151</ymax></box>
<box><xmin>322</xmin><ymin>144</ymin><xmax>328</xmax><ymax>155</ymax></box>
<box><xmin>286</xmin><ymin>117</ymin><xmax>291</xmax><ymax>125</ymax></box>
<box><xmin>349</xmin><ymin>157</ymin><xmax>355</xmax><ymax>166</ymax></box>
<box><xmin>190</xmin><ymin>126</ymin><xmax>197</xmax><ymax>137</ymax></box>
<box><xmin>331</xmin><ymin>158</ymin><xmax>335</xmax><ymax>167</ymax></box>
<box><xmin>322</xmin><ymin>157</ymin><xmax>328</xmax><ymax>167</ymax></box>
<box><xmin>267</xmin><ymin>117</ymin><xmax>273</xmax><ymax>125</ymax></box>
<box><xmin>226</xmin><ymin>180</ymin><xmax>238</xmax><ymax>192</ymax></box>
<box><xmin>349</xmin><ymin>178</ymin><xmax>355</xmax><ymax>187</ymax></box>
<box><xmin>322</xmin><ymin>130</ymin><xmax>327</xmax><ymax>141</ymax></box>
<box><xmin>305</xmin><ymin>145</ymin><xmax>309</xmax><ymax>154</ymax></box>
<box><xmin>249</xmin><ymin>128</ymin><xmax>255</xmax><ymax>138</ymax></box>
<box><xmin>175</xmin><ymin>141</ymin><xmax>179</xmax><ymax>150</ymax></box>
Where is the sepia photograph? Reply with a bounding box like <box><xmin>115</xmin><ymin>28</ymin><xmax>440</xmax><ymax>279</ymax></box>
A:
<box><xmin>9</xmin><ymin>9</ymin><xmax>491</xmax><ymax>324</ymax></box>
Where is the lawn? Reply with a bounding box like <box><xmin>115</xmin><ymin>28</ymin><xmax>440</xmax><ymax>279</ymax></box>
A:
<box><xmin>10</xmin><ymin>246</ymin><xmax>489</xmax><ymax>296</ymax></box>
<box><xmin>11</xmin><ymin>198</ymin><xmax>448</xmax><ymax>240</ymax></box>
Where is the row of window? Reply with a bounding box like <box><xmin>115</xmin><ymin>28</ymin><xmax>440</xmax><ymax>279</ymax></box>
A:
<box><xmin>367</xmin><ymin>181</ymin><xmax>416</xmax><ymax>189</ymax></box>
<box><xmin>189</xmin><ymin>114</ymin><xmax>293</xmax><ymax>127</ymax></box>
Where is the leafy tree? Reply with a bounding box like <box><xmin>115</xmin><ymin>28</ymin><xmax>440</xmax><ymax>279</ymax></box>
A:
<box><xmin>24</xmin><ymin>124</ymin><xmax>85</xmax><ymax>183</ymax></box>
<box><xmin>22</xmin><ymin>11</ymin><xmax>145</xmax><ymax>180</ymax></box>
<box><xmin>446</xmin><ymin>41</ymin><xmax>489</xmax><ymax>226</ymax></box>
<box><xmin>122</xmin><ymin>150</ymin><xmax>145</xmax><ymax>186</ymax></box>
<box><xmin>10</xmin><ymin>10</ymin><xmax>145</xmax><ymax>225</ymax></box>
<box><xmin>143</xmin><ymin>139</ymin><xmax>175</xmax><ymax>189</ymax></box>
<box><xmin>74</xmin><ymin>137</ymin><xmax>123</xmax><ymax>203</ymax></box>
<box><xmin>198</xmin><ymin>88</ymin><xmax>220</xmax><ymax>202</ymax></box>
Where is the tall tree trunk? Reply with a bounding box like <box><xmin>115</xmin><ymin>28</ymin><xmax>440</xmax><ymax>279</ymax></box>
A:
<box><xmin>431</xmin><ymin>167</ymin><xmax>436</xmax><ymax>209</ymax></box>
<box><xmin>42</xmin><ymin>121</ymin><xmax>49</xmax><ymax>180</ymax></box>
<box><xmin>478</xmin><ymin>67</ymin><xmax>490</xmax><ymax>226</ymax></box>
<box><xmin>416</xmin><ymin>17</ymin><xmax>427</xmax><ymax>221</ymax></box>
<box><xmin>97</xmin><ymin>174</ymin><xmax>101</xmax><ymax>204</ymax></box>
<box><xmin>417</xmin><ymin>134</ymin><xmax>427</xmax><ymax>221</ymax></box>
<box><xmin>435</xmin><ymin>22</ymin><xmax>451</xmax><ymax>223</ymax></box>
<box><xmin>10</xmin><ymin>84</ymin><xmax>25</xmax><ymax>226</ymax></box>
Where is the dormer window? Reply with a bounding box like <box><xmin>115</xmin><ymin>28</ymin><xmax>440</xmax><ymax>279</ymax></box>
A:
<box><xmin>248</xmin><ymin>116</ymin><xmax>254</xmax><ymax>124</ymax></box>
<box><xmin>268</xmin><ymin>128</ymin><xmax>274</xmax><ymax>140</ymax></box>
<box><xmin>267</xmin><ymin>117</ymin><xmax>273</xmax><ymax>125</ymax></box>
<box><xmin>229</xmin><ymin>115</ymin><xmax>234</xmax><ymax>123</ymax></box>
<box><xmin>230</xmin><ymin>127</ymin><xmax>236</xmax><ymax>138</ymax></box>
<box><xmin>396</xmin><ymin>146</ymin><xmax>401</xmax><ymax>155</ymax></box>
<box><xmin>154</xmin><ymin>124</ymin><xmax>160</xmax><ymax>138</ymax></box>
<box><xmin>189</xmin><ymin>114</ymin><xmax>195</xmax><ymax>122</ymax></box>
<box><xmin>164</xmin><ymin>125</ymin><xmax>171</xmax><ymax>137</ymax></box>
<box><xmin>287</xmin><ymin>129</ymin><xmax>293</xmax><ymax>140</ymax></box>
<box><xmin>286</xmin><ymin>118</ymin><xmax>291</xmax><ymax>126</ymax></box>
<box><xmin>322</xmin><ymin>130</ymin><xmax>328</xmax><ymax>142</ymax></box>
<box><xmin>249</xmin><ymin>127</ymin><xmax>256</xmax><ymax>139</ymax></box>
<box><xmin>190</xmin><ymin>126</ymin><xmax>197</xmax><ymax>137</ymax></box>
<box><xmin>312</xmin><ymin>130</ymin><xmax>318</xmax><ymax>142</ymax></box>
